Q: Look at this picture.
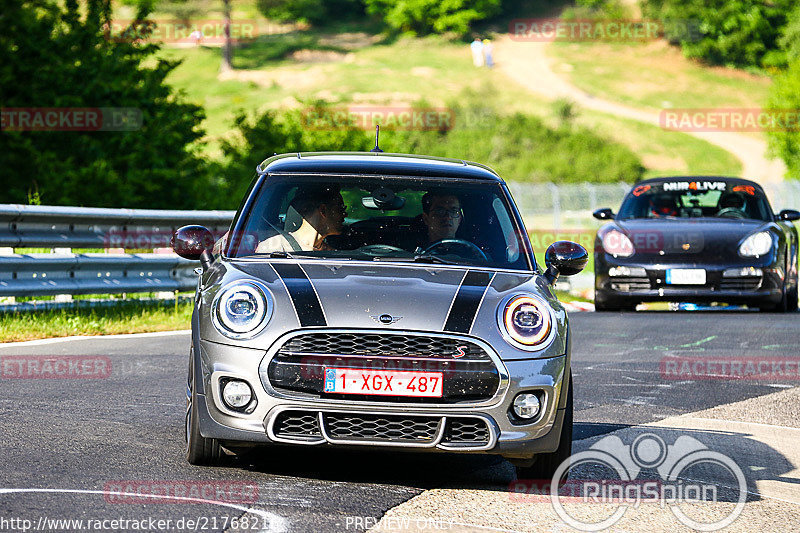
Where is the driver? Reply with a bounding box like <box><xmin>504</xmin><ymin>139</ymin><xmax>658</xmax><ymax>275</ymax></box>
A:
<box><xmin>717</xmin><ymin>192</ymin><xmax>746</xmax><ymax>216</ymax></box>
<box><xmin>421</xmin><ymin>192</ymin><xmax>463</xmax><ymax>245</ymax></box>
<box><xmin>256</xmin><ymin>186</ymin><xmax>346</xmax><ymax>253</ymax></box>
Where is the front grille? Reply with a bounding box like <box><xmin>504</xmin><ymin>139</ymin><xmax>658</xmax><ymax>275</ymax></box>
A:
<box><xmin>444</xmin><ymin>418</ymin><xmax>490</xmax><ymax>445</ymax></box>
<box><xmin>265</xmin><ymin>332</ymin><xmax>501</xmax><ymax>404</ymax></box>
<box><xmin>719</xmin><ymin>277</ymin><xmax>762</xmax><ymax>291</ymax></box>
<box><xmin>609</xmin><ymin>277</ymin><xmax>651</xmax><ymax>292</ymax></box>
<box><xmin>269</xmin><ymin>409</ymin><xmax>493</xmax><ymax>448</ymax></box>
<box><xmin>323</xmin><ymin>412</ymin><xmax>440</xmax><ymax>443</ymax></box>
<box><xmin>279</xmin><ymin>332</ymin><xmax>492</xmax><ymax>361</ymax></box>
<box><xmin>273</xmin><ymin>410</ymin><xmax>320</xmax><ymax>439</ymax></box>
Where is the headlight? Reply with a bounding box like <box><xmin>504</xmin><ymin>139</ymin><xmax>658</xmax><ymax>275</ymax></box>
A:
<box><xmin>739</xmin><ymin>231</ymin><xmax>773</xmax><ymax>257</ymax></box>
<box><xmin>602</xmin><ymin>230</ymin><xmax>634</xmax><ymax>257</ymax></box>
<box><xmin>498</xmin><ymin>295</ymin><xmax>554</xmax><ymax>350</ymax></box>
<box><xmin>212</xmin><ymin>281</ymin><xmax>272</xmax><ymax>338</ymax></box>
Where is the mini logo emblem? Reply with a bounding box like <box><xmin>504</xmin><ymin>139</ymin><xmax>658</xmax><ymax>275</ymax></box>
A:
<box><xmin>371</xmin><ymin>314</ymin><xmax>402</xmax><ymax>325</ymax></box>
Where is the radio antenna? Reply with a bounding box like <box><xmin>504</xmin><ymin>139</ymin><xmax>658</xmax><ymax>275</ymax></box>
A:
<box><xmin>369</xmin><ymin>125</ymin><xmax>383</xmax><ymax>153</ymax></box>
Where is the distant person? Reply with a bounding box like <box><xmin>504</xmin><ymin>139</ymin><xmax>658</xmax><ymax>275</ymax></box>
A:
<box><xmin>190</xmin><ymin>28</ymin><xmax>203</xmax><ymax>46</ymax></box>
<box><xmin>256</xmin><ymin>187</ymin><xmax>346</xmax><ymax>252</ymax></box>
<box><xmin>483</xmin><ymin>39</ymin><xmax>494</xmax><ymax>68</ymax></box>
<box><xmin>470</xmin><ymin>37</ymin><xmax>484</xmax><ymax>67</ymax></box>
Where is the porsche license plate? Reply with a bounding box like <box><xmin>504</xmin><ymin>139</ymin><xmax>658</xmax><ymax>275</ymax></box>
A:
<box><xmin>323</xmin><ymin>368</ymin><xmax>443</xmax><ymax>398</ymax></box>
<box><xmin>666</xmin><ymin>268</ymin><xmax>706</xmax><ymax>285</ymax></box>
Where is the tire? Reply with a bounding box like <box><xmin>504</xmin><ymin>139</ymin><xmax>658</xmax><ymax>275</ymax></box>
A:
<box><xmin>515</xmin><ymin>374</ymin><xmax>573</xmax><ymax>482</ymax></box>
<box><xmin>186</xmin><ymin>352</ymin><xmax>224</xmax><ymax>466</ymax></box>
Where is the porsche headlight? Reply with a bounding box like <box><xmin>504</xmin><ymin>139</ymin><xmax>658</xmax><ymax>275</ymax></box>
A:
<box><xmin>739</xmin><ymin>231</ymin><xmax>773</xmax><ymax>257</ymax></box>
<box><xmin>602</xmin><ymin>230</ymin><xmax>634</xmax><ymax>257</ymax></box>
<box><xmin>498</xmin><ymin>295</ymin><xmax>554</xmax><ymax>350</ymax></box>
<box><xmin>212</xmin><ymin>281</ymin><xmax>272</xmax><ymax>338</ymax></box>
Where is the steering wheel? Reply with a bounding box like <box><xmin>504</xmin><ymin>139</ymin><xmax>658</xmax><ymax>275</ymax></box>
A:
<box><xmin>422</xmin><ymin>239</ymin><xmax>488</xmax><ymax>261</ymax></box>
<box><xmin>355</xmin><ymin>244</ymin><xmax>408</xmax><ymax>256</ymax></box>
<box><xmin>716</xmin><ymin>208</ymin><xmax>747</xmax><ymax>219</ymax></box>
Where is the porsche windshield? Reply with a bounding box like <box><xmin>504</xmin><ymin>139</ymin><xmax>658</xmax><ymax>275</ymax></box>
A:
<box><xmin>226</xmin><ymin>175</ymin><xmax>530</xmax><ymax>269</ymax></box>
<box><xmin>617</xmin><ymin>181</ymin><xmax>772</xmax><ymax>221</ymax></box>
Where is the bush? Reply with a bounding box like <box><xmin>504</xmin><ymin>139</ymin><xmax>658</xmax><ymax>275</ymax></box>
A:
<box><xmin>379</xmin><ymin>98</ymin><xmax>644</xmax><ymax>183</ymax></box>
<box><xmin>256</xmin><ymin>0</ymin><xmax>366</xmax><ymax>25</ymax></box>
<box><xmin>767</xmin><ymin>58</ymin><xmax>800</xmax><ymax>180</ymax></box>
<box><xmin>216</xmin><ymin>107</ymin><xmax>374</xmax><ymax>201</ymax></box>
<box><xmin>364</xmin><ymin>0</ymin><xmax>501</xmax><ymax>35</ymax></box>
<box><xmin>641</xmin><ymin>0</ymin><xmax>795</xmax><ymax>69</ymax></box>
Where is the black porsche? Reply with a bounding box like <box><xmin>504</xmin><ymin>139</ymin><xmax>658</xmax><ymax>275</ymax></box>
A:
<box><xmin>593</xmin><ymin>177</ymin><xmax>799</xmax><ymax>312</ymax></box>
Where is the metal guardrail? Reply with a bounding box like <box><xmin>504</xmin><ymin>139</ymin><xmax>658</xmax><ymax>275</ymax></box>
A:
<box><xmin>0</xmin><ymin>253</ymin><xmax>200</xmax><ymax>297</ymax></box>
<box><xmin>0</xmin><ymin>204</ymin><xmax>234</xmax><ymax>248</ymax></box>
<box><xmin>0</xmin><ymin>204</ymin><xmax>235</xmax><ymax>299</ymax></box>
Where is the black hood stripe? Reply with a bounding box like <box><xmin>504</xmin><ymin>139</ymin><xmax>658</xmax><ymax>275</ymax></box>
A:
<box><xmin>272</xmin><ymin>262</ymin><xmax>327</xmax><ymax>327</ymax></box>
<box><xmin>444</xmin><ymin>270</ymin><xmax>494</xmax><ymax>333</ymax></box>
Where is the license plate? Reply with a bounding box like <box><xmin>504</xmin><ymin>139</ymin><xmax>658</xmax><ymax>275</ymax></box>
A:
<box><xmin>323</xmin><ymin>368</ymin><xmax>443</xmax><ymax>398</ymax></box>
<box><xmin>666</xmin><ymin>268</ymin><xmax>706</xmax><ymax>285</ymax></box>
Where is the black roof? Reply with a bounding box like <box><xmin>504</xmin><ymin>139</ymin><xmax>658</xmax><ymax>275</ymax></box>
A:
<box><xmin>257</xmin><ymin>152</ymin><xmax>502</xmax><ymax>182</ymax></box>
<box><xmin>633</xmin><ymin>176</ymin><xmax>764</xmax><ymax>191</ymax></box>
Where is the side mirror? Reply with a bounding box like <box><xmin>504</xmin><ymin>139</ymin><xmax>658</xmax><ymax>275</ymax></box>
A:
<box><xmin>544</xmin><ymin>241</ymin><xmax>588</xmax><ymax>284</ymax></box>
<box><xmin>172</xmin><ymin>225</ymin><xmax>214</xmax><ymax>270</ymax></box>
<box><xmin>593</xmin><ymin>208</ymin><xmax>615</xmax><ymax>220</ymax></box>
<box><xmin>777</xmin><ymin>209</ymin><xmax>800</xmax><ymax>221</ymax></box>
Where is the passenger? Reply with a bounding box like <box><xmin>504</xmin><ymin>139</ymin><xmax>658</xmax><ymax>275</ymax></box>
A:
<box><xmin>256</xmin><ymin>187</ymin><xmax>346</xmax><ymax>252</ymax></box>
<box><xmin>649</xmin><ymin>195</ymin><xmax>678</xmax><ymax>218</ymax></box>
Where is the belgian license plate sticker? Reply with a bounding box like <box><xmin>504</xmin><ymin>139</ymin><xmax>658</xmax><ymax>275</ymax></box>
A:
<box><xmin>323</xmin><ymin>368</ymin><xmax>443</xmax><ymax>398</ymax></box>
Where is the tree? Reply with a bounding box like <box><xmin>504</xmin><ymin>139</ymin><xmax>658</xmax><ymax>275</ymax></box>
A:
<box><xmin>642</xmin><ymin>0</ymin><xmax>795</xmax><ymax>69</ymax></box>
<box><xmin>767</xmin><ymin>59</ymin><xmax>800</xmax><ymax>179</ymax></box>
<box><xmin>0</xmin><ymin>0</ymin><xmax>212</xmax><ymax>208</ymax></box>
<box><xmin>364</xmin><ymin>0</ymin><xmax>501</xmax><ymax>35</ymax></box>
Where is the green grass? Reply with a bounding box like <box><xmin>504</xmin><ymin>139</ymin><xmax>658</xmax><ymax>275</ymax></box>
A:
<box><xmin>0</xmin><ymin>301</ymin><xmax>192</xmax><ymax>342</ymax></box>
<box><xmin>162</xmin><ymin>32</ymin><xmax>744</xmax><ymax>179</ymax></box>
<box><xmin>548</xmin><ymin>41</ymin><xmax>772</xmax><ymax>112</ymax></box>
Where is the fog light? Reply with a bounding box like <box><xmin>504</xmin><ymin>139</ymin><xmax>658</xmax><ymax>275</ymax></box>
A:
<box><xmin>222</xmin><ymin>380</ymin><xmax>252</xmax><ymax>409</ymax></box>
<box><xmin>512</xmin><ymin>393</ymin><xmax>541</xmax><ymax>420</ymax></box>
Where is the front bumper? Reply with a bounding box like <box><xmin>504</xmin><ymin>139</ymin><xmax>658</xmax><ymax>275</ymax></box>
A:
<box><xmin>194</xmin><ymin>335</ymin><xmax>569</xmax><ymax>458</ymax></box>
<box><xmin>595</xmin><ymin>253</ymin><xmax>783</xmax><ymax>305</ymax></box>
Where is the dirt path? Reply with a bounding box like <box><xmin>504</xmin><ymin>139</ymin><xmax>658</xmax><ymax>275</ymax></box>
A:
<box><xmin>492</xmin><ymin>36</ymin><xmax>785</xmax><ymax>184</ymax></box>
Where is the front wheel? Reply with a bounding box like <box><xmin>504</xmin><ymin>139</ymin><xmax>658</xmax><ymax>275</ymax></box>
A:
<box><xmin>186</xmin><ymin>352</ymin><xmax>224</xmax><ymax>466</ymax></box>
<box><xmin>515</xmin><ymin>374</ymin><xmax>573</xmax><ymax>481</ymax></box>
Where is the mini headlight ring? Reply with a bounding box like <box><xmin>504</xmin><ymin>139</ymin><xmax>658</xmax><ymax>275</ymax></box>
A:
<box><xmin>211</xmin><ymin>280</ymin><xmax>273</xmax><ymax>339</ymax></box>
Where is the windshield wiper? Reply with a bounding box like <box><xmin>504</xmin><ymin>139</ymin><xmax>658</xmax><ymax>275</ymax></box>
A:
<box><xmin>412</xmin><ymin>254</ymin><xmax>463</xmax><ymax>265</ymax></box>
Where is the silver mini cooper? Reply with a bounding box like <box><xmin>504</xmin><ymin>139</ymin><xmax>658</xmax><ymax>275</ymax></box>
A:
<box><xmin>172</xmin><ymin>152</ymin><xmax>587</xmax><ymax>479</ymax></box>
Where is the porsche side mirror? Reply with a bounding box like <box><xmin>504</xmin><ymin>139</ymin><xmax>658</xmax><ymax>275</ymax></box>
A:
<box><xmin>777</xmin><ymin>209</ymin><xmax>800</xmax><ymax>221</ymax></box>
<box><xmin>593</xmin><ymin>208</ymin><xmax>615</xmax><ymax>220</ymax></box>
<box><xmin>172</xmin><ymin>225</ymin><xmax>214</xmax><ymax>270</ymax></box>
<box><xmin>544</xmin><ymin>241</ymin><xmax>589</xmax><ymax>284</ymax></box>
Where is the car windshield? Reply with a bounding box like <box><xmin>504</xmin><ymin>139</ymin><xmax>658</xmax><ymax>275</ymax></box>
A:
<box><xmin>616</xmin><ymin>180</ymin><xmax>772</xmax><ymax>221</ymax></box>
<box><xmin>226</xmin><ymin>174</ymin><xmax>531</xmax><ymax>270</ymax></box>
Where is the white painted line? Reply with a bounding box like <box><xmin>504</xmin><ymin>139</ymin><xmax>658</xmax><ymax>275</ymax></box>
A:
<box><xmin>0</xmin><ymin>487</ymin><xmax>287</xmax><ymax>533</ymax></box>
<box><xmin>0</xmin><ymin>330</ymin><xmax>191</xmax><ymax>349</ymax></box>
